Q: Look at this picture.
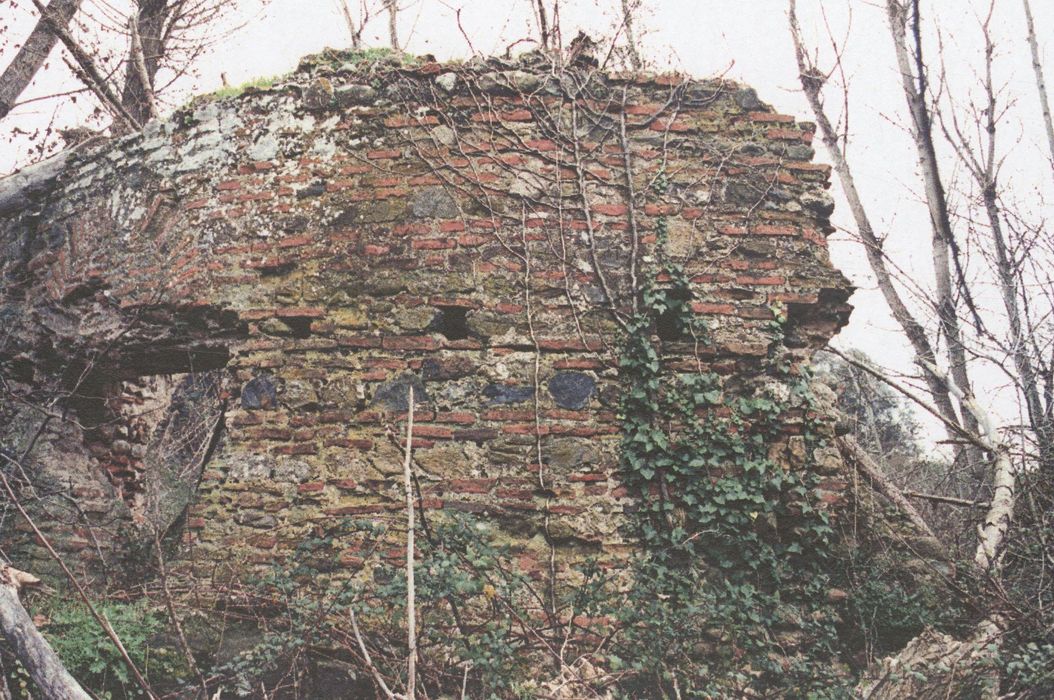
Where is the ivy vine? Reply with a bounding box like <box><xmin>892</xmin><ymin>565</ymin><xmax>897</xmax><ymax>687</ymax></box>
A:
<box><xmin>608</xmin><ymin>176</ymin><xmax>851</xmax><ymax>697</ymax></box>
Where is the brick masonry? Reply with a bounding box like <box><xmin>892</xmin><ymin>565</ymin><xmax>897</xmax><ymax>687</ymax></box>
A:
<box><xmin>0</xmin><ymin>53</ymin><xmax>852</xmax><ymax>586</ymax></box>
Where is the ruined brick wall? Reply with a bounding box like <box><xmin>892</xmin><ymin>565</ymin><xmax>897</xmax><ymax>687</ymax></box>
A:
<box><xmin>0</xmin><ymin>52</ymin><xmax>850</xmax><ymax>586</ymax></box>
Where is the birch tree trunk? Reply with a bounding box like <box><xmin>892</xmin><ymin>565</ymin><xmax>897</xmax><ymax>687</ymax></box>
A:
<box><xmin>788</xmin><ymin>0</ymin><xmax>962</xmax><ymax>438</ymax></box>
<box><xmin>886</xmin><ymin>1</ymin><xmax>984</xmax><ymax>474</ymax></box>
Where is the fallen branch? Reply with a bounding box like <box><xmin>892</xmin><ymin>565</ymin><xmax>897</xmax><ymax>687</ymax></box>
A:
<box><xmin>0</xmin><ymin>565</ymin><xmax>91</xmax><ymax>699</ymax></box>
<box><xmin>837</xmin><ymin>435</ymin><xmax>943</xmax><ymax>549</ymax></box>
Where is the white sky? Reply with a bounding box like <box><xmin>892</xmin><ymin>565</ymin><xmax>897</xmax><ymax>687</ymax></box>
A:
<box><xmin>3</xmin><ymin>0</ymin><xmax>1053</xmax><ymax>450</ymax></box>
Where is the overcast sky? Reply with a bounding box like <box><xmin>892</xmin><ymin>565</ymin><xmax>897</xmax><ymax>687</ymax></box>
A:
<box><xmin>3</xmin><ymin>0</ymin><xmax>1052</xmax><ymax>448</ymax></box>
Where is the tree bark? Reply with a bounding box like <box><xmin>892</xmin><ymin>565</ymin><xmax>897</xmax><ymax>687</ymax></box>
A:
<box><xmin>0</xmin><ymin>0</ymin><xmax>84</xmax><ymax>120</ymax></box>
<box><xmin>127</xmin><ymin>14</ymin><xmax>159</xmax><ymax>121</ymax></box>
<box><xmin>0</xmin><ymin>566</ymin><xmax>91</xmax><ymax>700</ymax></box>
<box><xmin>534</xmin><ymin>0</ymin><xmax>550</xmax><ymax>53</ymax></box>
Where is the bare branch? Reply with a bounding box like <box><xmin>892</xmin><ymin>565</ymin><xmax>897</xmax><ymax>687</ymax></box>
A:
<box><xmin>903</xmin><ymin>490</ymin><xmax>989</xmax><ymax>508</ymax></box>
<box><xmin>335</xmin><ymin>0</ymin><xmax>364</xmax><ymax>49</ymax></box>
<box><xmin>788</xmin><ymin>0</ymin><xmax>962</xmax><ymax>436</ymax></box>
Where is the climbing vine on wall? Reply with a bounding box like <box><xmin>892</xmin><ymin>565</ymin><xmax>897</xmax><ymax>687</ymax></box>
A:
<box><xmin>609</xmin><ymin>198</ymin><xmax>850</xmax><ymax>696</ymax></box>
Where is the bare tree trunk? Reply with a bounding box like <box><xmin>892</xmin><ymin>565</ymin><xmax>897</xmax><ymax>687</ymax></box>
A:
<box><xmin>924</xmin><ymin>360</ymin><xmax>1019</xmax><ymax>571</ymax></box>
<box><xmin>385</xmin><ymin>0</ymin><xmax>399</xmax><ymax>51</ymax></box>
<box><xmin>979</xmin><ymin>190</ymin><xmax>1054</xmax><ymax>469</ymax></box>
<box><xmin>0</xmin><ymin>566</ymin><xmax>92</xmax><ymax>700</ymax></box>
<box><xmin>886</xmin><ymin>0</ymin><xmax>986</xmax><ymax>471</ymax></box>
<box><xmin>1022</xmin><ymin>0</ymin><xmax>1054</xmax><ymax>171</ymax></box>
<box><xmin>128</xmin><ymin>14</ymin><xmax>159</xmax><ymax>121</ymax></box>
<box><xmin>0</xmin><ymin>0</ymin><xmax>84</xmax><ymax>120</ymax></box>
<box><xmin>120</xmin><ymin>0</ymin><xmax>171</xmax><ymax>127</ymax></box>
<box><xmin>619</xmin><ymin>0</ymin><xmax>643</xmax><ymax>70</ymax></box>
<box><xmin>788</xmin><ymin>1</ymin><xmax>962</xmax><ymax>437</ymax></box>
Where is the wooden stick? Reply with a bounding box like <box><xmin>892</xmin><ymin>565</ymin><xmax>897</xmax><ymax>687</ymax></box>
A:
<box><xmin>903</xmin><ymin>491</ymin><xmax>989</xmax><ymax>508</ymax></box>
<box><xmin>350</xmin><ymin>607</ymin><xmax>398</xmax><ymax>699</ymax></box>
<box><xmin>403</xmin><ymin>386</ymin><xmax>416</xmax><ymax>699</ymax></box>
